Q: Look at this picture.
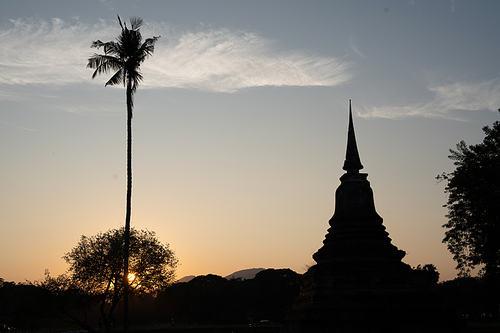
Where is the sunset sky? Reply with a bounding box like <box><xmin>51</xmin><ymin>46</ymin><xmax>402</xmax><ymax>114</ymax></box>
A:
<box><xmin>1</xmin><ymin>0</ymin><xmax>500</xmax><ymax>283</ymax></box>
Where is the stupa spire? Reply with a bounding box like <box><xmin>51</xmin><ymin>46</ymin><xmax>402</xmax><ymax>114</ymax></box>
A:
<box><xmin>342</xmin><ymin>100</ymin><xmax>364</xmax><ymax>173</ymax></box>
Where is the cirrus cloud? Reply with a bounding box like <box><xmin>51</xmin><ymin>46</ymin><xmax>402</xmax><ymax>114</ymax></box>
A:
<box><xmin>0</xmin><ymin>18</ymin><xmax>352</xmax><ymax>93</ymax></box>
<box><xmin>360</xmin><ymin>79</ymin><xmax>500</xmax><ymax>121</ymax></box>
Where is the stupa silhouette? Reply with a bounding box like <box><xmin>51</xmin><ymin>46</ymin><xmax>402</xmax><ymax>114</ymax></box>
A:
<box><xmin>285</xmin><ymin>101</ymin><xmax>462</xmax><ymax>333</ymax></box>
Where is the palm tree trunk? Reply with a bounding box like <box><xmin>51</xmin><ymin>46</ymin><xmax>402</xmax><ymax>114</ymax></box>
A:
<box><xmin>123</xmin><ymin>79</ymin><xmax>133</xmax><ymax>333</ymax></box>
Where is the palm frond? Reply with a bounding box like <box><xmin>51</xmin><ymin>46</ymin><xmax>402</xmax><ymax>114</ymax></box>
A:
<box><xmin>91</xmin><ymin>39</ymin><xmax>105</xmax><ymax>49</ymax></box>
<box><xmin>117</xmin><ymin>15</ymin><xmax>124</xmax><ymax>30</ymax></box>
<box><xmin>105</xmin><ymin>69</ymin><xmax>125</xmax><ymax>87</ymax></box>
<box><xmin>130</xmin><ymin>71</ymin><xmax>143</xmax><ymax>93</ymax></box>
<box><xmin>135</xmin><ymin>36</ymin><xmax>160</xmax><ymax>64</ymax></box>
<box><xmin>129</xmin><ymin>17</ymin><xmax>143</xmax><ymax>30</ymax></box>
<box><xmin>143</xmin><ymin>36</ymin><xmax>161</xmax><ymax>53</ymax></box>
<box><xmin>91</xmin><ymin>40</ymin><xmax>122</xmax><ymax>58</ymax></box>
<box><xmin>103</xmin><ymin>41</ymin><xmax>122</xmax><ymax>56</ymax></box>
<box><xmin>87</xmin><ymin>54</ymin><xmax>123</xmax><ymax>79</ymax></box>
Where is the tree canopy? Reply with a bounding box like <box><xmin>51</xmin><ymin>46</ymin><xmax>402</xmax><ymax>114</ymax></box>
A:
<box><xmin>87</xmin><ymin>16</ymin><xmax>159</xmax><ymax>99</ymax></box>
<box><xmin>438</xmin><ymin>112</ymin><xmax>500</xmax><ymax>278</ymax></box>
<box><xmin>61</xmin><ymin>227</ymin><xmax>177</xmax><ymax>332</ymax></box>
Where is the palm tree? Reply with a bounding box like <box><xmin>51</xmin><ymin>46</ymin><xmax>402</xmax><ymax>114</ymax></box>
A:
<box><xmin>87</xmin><ymin>15</ymin><xmax>159</xmax><ymax>332</ymax></box>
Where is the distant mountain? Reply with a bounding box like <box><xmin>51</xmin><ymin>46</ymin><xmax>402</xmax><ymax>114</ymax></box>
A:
<box><xmin>177</xmin><ymin>268</ymin><xmax>266</xmax><ymax>283</ymax></box>
<box><xmin>224</xmin><ymin>268</ymin><xmax>265</xmax><ymax>280</ymax></box>
<box><xmin>177</xmin><ymin>275</ymin><xmax>196</xmax><ymax>283</ymax></box>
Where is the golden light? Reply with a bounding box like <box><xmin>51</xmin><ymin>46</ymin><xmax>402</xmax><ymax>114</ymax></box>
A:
<box><xmin>128</xmin><ymin>273</ymin><xmax>136</xmax><ymax>283</ymax></box>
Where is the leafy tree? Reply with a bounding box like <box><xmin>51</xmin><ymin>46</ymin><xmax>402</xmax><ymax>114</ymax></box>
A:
<box><xmin>34</xmin><ymin>272</ymin><xmax>99</xmax><ymax>331</ymax></box>
<box><xmin>249</xmin><ymin>269</ymin><xmax>300</xmax><ymax>323</ymax></box>
<box><xmin>63</xmin><ymin>227</ymin><xmax>177</xmax><ymax>332</ymax></box>
<box><xmin>440</xmin><ymin>277</ymin><xmax>492</xmax><ymax>321</ymax></box>
<box><xmin>86</xmin><ymin>16</ymin><xmax>160</xmax><ymax>331</ymax></box>
<box><xmin>437</xmin><ymin>112</ymin><xmax>500</xmax><ymax>278</ymax></box>
<box><xmin>414</xmin><ymin>264</ymin><xmax>440</xmax><ymax>284</ymax></box>
<box><xmin>0</xmin><ymin>279</ymin><xmax>54</xmax><ymax>330</ymax></box>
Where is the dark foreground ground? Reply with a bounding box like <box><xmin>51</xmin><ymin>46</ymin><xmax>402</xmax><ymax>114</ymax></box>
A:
<box><xmin>90</xmin><ymin>324</ymin><xmax>281</xmax><ymax>333</ymax></box>
<box><xmin>126</xmin><ymin>322</ymin><xmax>500</xmax><ymax>333</ymax></box>
<box><xmin>129</xmin><ymin>324</ymin><xmax>280</xmax><ymax>333</ymax></box>
<box><xmin>32</xmin><ymin>321</ymin><xmax>500</xmax><ymax>333</ymax></box>
<box><xmin>467</xmin><ymin>321</ymin><xmax>500</xmax><ymax>333</ymax></box>
<box><xmin>125</xmin><ymin>321</ymin><xmax>500</xmax><ymax>333</ymax></box>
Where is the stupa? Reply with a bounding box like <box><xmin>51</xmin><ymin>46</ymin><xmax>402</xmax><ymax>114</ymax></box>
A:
<box><xmin>285</xmin><ymin>101</ymin><xmax>461</xmax><ymax>333</ymax></box>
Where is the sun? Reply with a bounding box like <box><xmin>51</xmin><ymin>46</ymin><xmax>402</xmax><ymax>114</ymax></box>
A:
<box><xmin>128</xmin><ymin>273</ymin><xmax>136</xmax><ymax>283</ymax></box>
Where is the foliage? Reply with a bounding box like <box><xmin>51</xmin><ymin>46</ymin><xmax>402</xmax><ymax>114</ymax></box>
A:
<box><xmin>2</xmin><ymin>268</ymin><xmax>300</xmax><ymax>330</ymax></box>
<box><xmin>34</xmin><ymin>272</ymin><xmax>98</xmax><ymax>331</ymax></box>
<box><xmin>155</xmin><ymin>269</ymin><xmax>300</xmax><ymax>325</ymax></box>
<box><xmin>0</xmin><ymin>279</ymin><xmax>54</xmax><ymax>330</ymax></box>
<box><xmin>87</xmin><ymin>16</ymin><xmax>159</xmax><ymax>97</ymax></box>
<box><xmin>414</xmin><ymin>264</ymin><xmax>440</xmax><ymax>284</ymax></box>
<box><xmin>156</xmin><ymin>274</ymin><xmax>248</xmax><ymax>325</ymax></box>
<box><xmin>249</xmin><ymin>268</ymin><xmax>301</xmax><ymax>322</ymax></box>
<box><xmin>62</xmin><ymin>227</ymin><xmax>177</xmax><ymax>332</ymax></box>
<box><xmin>439</xmin><ymin>276</ymin><xmax>499</xmax><ymax>322</ymax></box>
<box><xmin>437</xmin><ymin>112</ymin><xmax>500</xmax><ymax>278</ymax></box>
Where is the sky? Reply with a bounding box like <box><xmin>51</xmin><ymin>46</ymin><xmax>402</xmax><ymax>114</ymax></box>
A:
<box><xmin>1</xmin><ymin>0</ymin><xmax>500</xmax><ymax>283</ymax></box>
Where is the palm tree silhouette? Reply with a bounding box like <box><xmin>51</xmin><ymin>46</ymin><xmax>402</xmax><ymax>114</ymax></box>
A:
<box><xmin>87</xmin><ymin>15</ymin><xmax>159</xmax><ymax>332</ymax></box>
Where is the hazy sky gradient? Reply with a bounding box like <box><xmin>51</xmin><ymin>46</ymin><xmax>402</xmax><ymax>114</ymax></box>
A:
<box><xmin>1</xmin><ymin>0</ymin><xmax>499</xmax><ymax>283</ymax></box>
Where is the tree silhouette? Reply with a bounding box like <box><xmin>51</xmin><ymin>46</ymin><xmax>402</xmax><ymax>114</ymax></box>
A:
<box><xmin>86</xmin><ymin>15</ymin><xmax>159</xmax><ymax>332</ymax></box>
<box><xmin>62</xmin><ymin>227</ymin><xmax>177</xmax><ymax>332</ymax></box>
<box><xmin>437</xmin><ymin>111</ymin><xmax>500</xmax><ymax>278</ymax></box>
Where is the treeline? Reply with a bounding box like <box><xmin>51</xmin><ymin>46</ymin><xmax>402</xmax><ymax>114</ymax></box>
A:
<box><xmin>2</xmin><ymin>269</ymin><xmax>499</xmax><ymax>331</ymax></box>
<box><xmin>0</xmin><ymin>268</ymin><xmax>300</xmax><ymax>331</ymax></box>
<box><xmin>440</xmin><ymin>276</ymin><xmax>499</xmax><ymax>322</ymax></box>
<box><xmin>156</xmin><ymin>269</ymin><xmax>300</xmax><ymax>325</ymax></box>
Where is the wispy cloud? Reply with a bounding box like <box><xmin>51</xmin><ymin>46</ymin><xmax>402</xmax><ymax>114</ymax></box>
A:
<box><xmin>144</xmin><ymin>28</ymin><xmax>351</xmax><ymax>92</ymax></box>
<box><xmin>360</xmin><ymin>79</ymin><xmax>500</xmax><ymax>121</ymax></box>
<box><xmin>348</xmin><ymin>37</ymin><xmax>368</xmax><ymax>60</ymax></box>
<box><xmin>0</xmin><ymin>18</ymin><xmax>110</xmax><ymax>85</ymax></box>
<box><xmin>0</xmin><ymin>18</ymin><xmax>352</xmax><ymax>93</ymax></box>
<box><xmin>1</xmin><ymin>120</ymin><xmax>37</xmax><ymax>131</ymax></box>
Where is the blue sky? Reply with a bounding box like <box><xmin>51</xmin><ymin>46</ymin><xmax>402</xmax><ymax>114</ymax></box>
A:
<box><xmin>1</xmin><ymin>0</ymin><xmax>499</xmax><ymax>282</ymax></box>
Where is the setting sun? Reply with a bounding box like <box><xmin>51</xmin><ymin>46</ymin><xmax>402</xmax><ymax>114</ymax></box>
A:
<box><xmin>128</xmin><ymin>273</ymin><xmax>136</xmax><ymax>283</ymax></box>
